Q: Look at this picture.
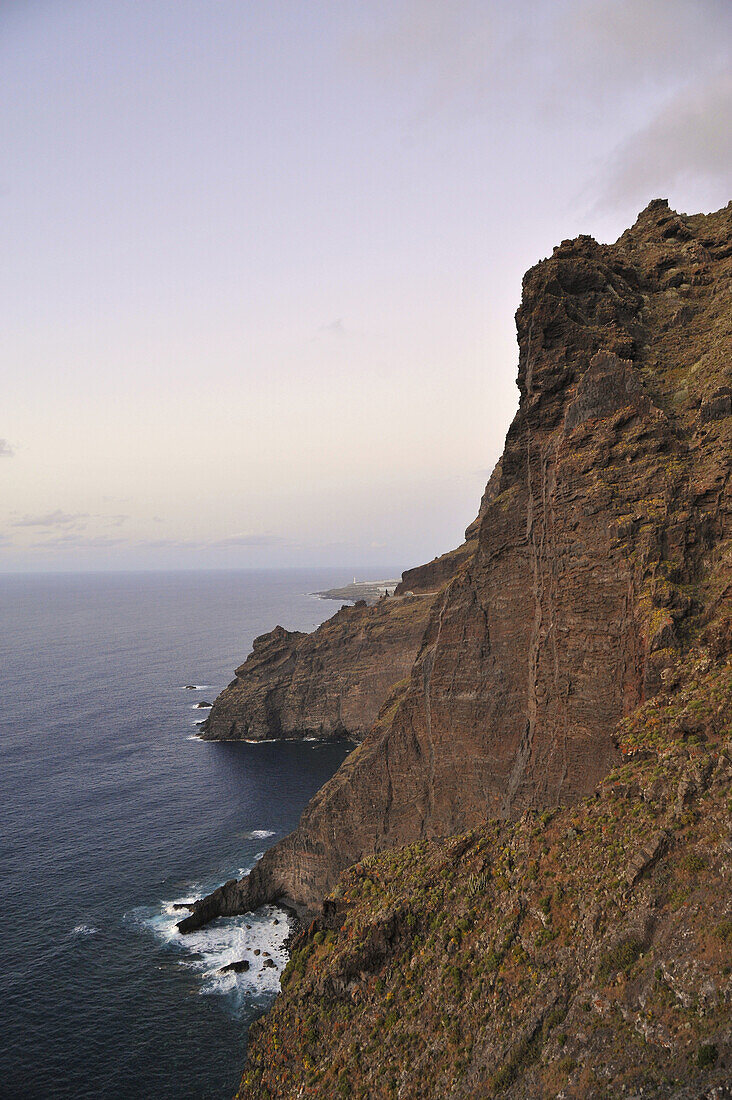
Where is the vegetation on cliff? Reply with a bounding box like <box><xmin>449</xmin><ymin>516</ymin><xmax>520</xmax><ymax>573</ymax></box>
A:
<box><xmin>240</xmin><ymin>649</ymin><xmax>731</xmax><ymax>1098</ymax></box>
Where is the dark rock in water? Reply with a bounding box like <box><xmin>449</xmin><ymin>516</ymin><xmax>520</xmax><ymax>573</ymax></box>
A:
<box><xmin>194</xmin><ymin>701</ymin><xmax>212</xmax><ymax>709</ymax></box>
<box><xmin>253</xmin><ymin>949</ymin><xmax>260</xmax><ymax>956</ymax></box>
<box><xmin>262</xmin><ymin>958</ymin><xmax>276</xmax><ymax>969</ymax></box>
<box><xmin>195</xmin><ymin>720</ymin><xmax>206</xmax><ymax>726</ymax></box>
<box><xmin>218</xmin><ymin>958</ymin><xmax>250</xmax><ymax>974</ymax></box>
<box><xmin>183</xmin><ymin>685</ymin><xmax>197</xmax><ymax>690</ymax></box>
<box><xmin>171</xmin><ymin>902</ymin><xmax>193</xmax><ymax>911</ymax></box>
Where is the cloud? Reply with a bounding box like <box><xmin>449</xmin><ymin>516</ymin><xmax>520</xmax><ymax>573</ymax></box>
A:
<box><xmin>0</xmin><ymin>439</ymin><xmax>14</xmax><ymax>457</ymax></box>
<box><xmin>13</xmin><ymin>509</ymin><xmax>89</xmax><ymax>528</ymax></box>
<box><xmin>28</xmin><ymin>533</ymin><xmax>129</xmax><ymax>550</ymax></box>
<box><xmin>137</xmin><ymin>537</ymin><xmax>205</xmax><ymax>550</ymax></box>
<box><xmin>321</xmin><ymin>318</ymin><xmax>347</xmax><ymax>337</ymax></box>
<box><xmin>209</xmin><ymin>533</ymin><xmax>284</xmax><ymax>549</ymax></box>
<box><xmin>596</xmin><ymin>69</ymin><xmax>732</xmax><ymax>208</ymax></box>
<box><xmin>344</xmin><ymin>0</ymin><xmax>730</xmax><ymax>135</ymax></box>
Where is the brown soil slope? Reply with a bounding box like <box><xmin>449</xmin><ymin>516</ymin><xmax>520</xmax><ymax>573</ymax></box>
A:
<box><xmin>179</xmin><ymin>199</ymin><xmax>731</xmax><ymax>933</ymax></box>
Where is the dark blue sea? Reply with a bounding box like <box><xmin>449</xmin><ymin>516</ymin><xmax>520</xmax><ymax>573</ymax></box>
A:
<box><xmin>0</xmin><ymin>569</ymin><xmax>367</xmax><ymax>1099</ymax></box>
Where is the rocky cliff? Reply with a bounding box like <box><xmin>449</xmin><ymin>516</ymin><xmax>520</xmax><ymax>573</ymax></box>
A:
<box><xmin>201</xmin><ymin>592</ymin><xmax>436</xmax><ymax>742</ymax></box>
<box><xmin>179</xmin><ymin>200</ymin><xmax>731</xmax><ymax>940</ymax></box>
<box><xmin>240</xmin><ymin>648</ymin><xmax>732</xmax><ymax>1098</ymax></box>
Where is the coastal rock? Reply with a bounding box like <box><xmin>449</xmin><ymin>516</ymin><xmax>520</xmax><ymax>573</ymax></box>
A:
<box><xmin>182</xmin><ymin>200</ymin><xmax>732</xmax><ymax>933</ymax></box>
<box><xmin>218</xmin><ymin>958</ymin><xmax>250</xmax><ymax>974</ymax></box>
<box><xmin>200</xmin><ymin>595</ymin><xmax>436</xmax><ymax>742</ymax></box>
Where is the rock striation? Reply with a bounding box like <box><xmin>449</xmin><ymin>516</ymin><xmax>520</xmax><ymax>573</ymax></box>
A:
<box><xmin>179</xmin><ymin>200</ymin><xmax>731</xmax><ymax>936</ymax></box>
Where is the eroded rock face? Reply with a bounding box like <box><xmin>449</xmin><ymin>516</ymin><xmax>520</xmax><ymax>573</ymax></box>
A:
<box><xmin>201</xmin><ymin>595</ymin><xmax>436</xmax><ymax>742</ymax></box>
<box><xmin>180</xmin><ymin>199</ymin><xmax>731</xmax><ymax>932</ymax></box>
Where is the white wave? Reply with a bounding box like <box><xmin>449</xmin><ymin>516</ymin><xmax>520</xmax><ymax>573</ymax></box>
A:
<box><xmin>243</xmin><ymin>829</ymin><xmax>275</xmax><ymax>840</ymax></box>
<box><xmin>181</xmin><ymin>684</ymin><xmax>210</xmax><ymax>690</ymax></box>
<box><xmin>140</xmin><ymin>894</ymin><xmax>291</xmax><ymax>1006</ymax></box>
<box><xmin>71</xmin><ymin>923</ymin><xmax>98</xmax><ymax>937</ymax></box>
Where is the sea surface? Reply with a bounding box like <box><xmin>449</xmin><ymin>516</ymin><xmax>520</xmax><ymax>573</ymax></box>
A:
<box><xmin>0</xmin><ymin>569</ymin><xmax>371</xmax><ymax>1099</ymax></box>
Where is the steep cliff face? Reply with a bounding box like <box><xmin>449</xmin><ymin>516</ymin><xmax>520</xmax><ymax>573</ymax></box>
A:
<box><xmin>240</xmin><ymin>650</ymin><xmax>732</xmax><ymax>1098</ymax></box>
<box><xmin>201</xmin><ymin>595</ymin><xmax>435</xmax><ymax>742</ymax></box>
<box><xmin>179</xmin><ymin>200</ymin><xmax>731</xmax><ymax>934</ymax></box>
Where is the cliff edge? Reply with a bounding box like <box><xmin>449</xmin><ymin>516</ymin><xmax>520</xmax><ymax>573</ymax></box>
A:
<box><xmin>179</xmin><ymin>200</ymin><xmax>731</xmax><ymax>935</ymax></box>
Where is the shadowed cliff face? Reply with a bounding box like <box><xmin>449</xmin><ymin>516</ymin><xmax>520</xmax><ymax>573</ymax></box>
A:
<box><xmin>179</xmin><ymin>200</ymin><xmax>731</xmax><ymax>932</ymax></box>
<box><xmin>201</xmin><ymin>596</ymin><xmax>435</xmax><ymax>742</ymax></box>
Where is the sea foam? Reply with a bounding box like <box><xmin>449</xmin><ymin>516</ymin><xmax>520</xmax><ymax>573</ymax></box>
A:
<box><xmin>138</xmin><ymin>893</ymin><xmax>291</xmax><ymax>1008</ymax></box>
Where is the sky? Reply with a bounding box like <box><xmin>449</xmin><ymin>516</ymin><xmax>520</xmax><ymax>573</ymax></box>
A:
<box><xmin>1</xmin><ymin>0</ymin><xmax>730</xmax><ymax>574</ymax></box>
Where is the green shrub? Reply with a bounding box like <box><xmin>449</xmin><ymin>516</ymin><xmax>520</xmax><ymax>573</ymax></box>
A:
<box><xmin>696</xmin><ymin>1043</ymin><xmax>718</xmax><ymax>1068</ymax></box>
<box><xmin>683</xmin><ymin>853</ymin><xmax>708</xmax><ymax>873</ymax></box>
<box><xmin>597</xmin><ymin>937</ymin><xmax>643</xmax><ymax>982</ymax></box>
<box><xmin>714</xmin><ymin>919</ymin><xmax>732</xmax><ymax>943</ymax></box>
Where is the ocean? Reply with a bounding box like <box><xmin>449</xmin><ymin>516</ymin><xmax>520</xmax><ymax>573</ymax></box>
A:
<box><xmin>0</xmin><ymin>569</ymin><xmax>367</xmax><ymax>1099</ymax></box>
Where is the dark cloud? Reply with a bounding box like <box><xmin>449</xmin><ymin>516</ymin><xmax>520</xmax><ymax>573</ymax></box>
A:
<box><xmin>0</xmin><ymin>439</ymin><xmax>14</xmax><ymax>457</ymax></box>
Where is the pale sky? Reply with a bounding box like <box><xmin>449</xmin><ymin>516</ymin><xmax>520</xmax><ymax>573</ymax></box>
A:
<box><xmin>1</xmin><ymin>0</ymin><xmax>730</xmax><ymax>573</ymax></box>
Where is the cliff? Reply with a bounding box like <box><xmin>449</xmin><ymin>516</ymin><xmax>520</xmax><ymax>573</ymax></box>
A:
<box><xmin>201</xmin><ymin>593</ymin><xmax>436</xmax><ymax>742</ymax></box>
<box><xmin>240</xmin><ymin>649</ymin><xmax>732</xmax><ymax>1098</ymax></box>
<box><xmin>179</xmin><ymin>200</ymin><xmax>731</xmax><ymax>942</ymax></box>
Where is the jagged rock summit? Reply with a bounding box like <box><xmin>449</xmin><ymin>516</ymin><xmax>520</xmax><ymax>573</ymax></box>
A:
<box><xmin>179</xmin><ymin>199</ymin><xmax>731</xmax><ymax>935</ymax></box>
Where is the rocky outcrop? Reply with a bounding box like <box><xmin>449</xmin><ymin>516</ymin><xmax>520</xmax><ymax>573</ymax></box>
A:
<box><xmin>200</xmin><ymin>595</ymin><xmax>435</xmax><ymax>742</ymax></box>
<box><xmin>180</xmin><ymin>200</ymin><xmax>731</xmax><ymax>934</ymax></box>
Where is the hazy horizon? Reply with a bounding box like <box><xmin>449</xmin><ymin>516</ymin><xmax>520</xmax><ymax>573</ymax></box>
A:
<box><xmin>2</xmin><ymin>1</ymin><xmax>730</xmax><ymax>574</ymax></box>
